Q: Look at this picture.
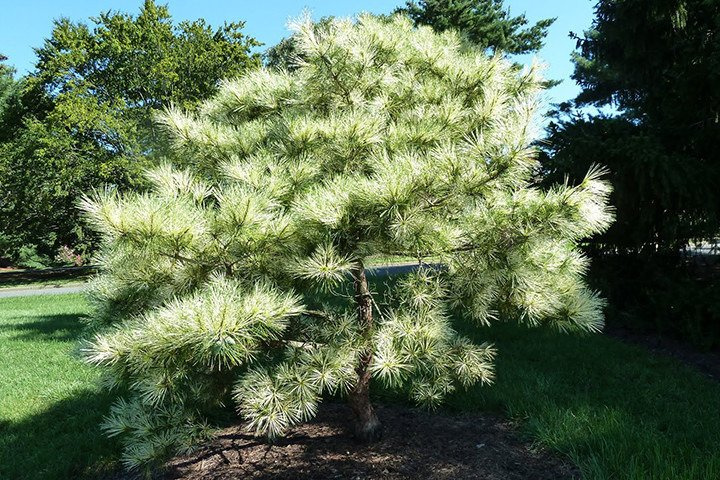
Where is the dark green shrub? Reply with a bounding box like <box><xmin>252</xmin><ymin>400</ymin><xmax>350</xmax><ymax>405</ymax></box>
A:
<box><xmin>591</xmin><ymin>255</ymin><xmax>720</xmax><ymax>351</ymax></box>
<box><xmin>16</xmin><ymin>244</ymin><xmax>51</xmax><ymax>269</ymax></box>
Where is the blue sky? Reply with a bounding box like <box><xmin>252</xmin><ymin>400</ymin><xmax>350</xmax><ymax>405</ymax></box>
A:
<box><xmin>0</xmin><ymin>1</ymin><xmax>595</xmax><ymax>104</ymax></box>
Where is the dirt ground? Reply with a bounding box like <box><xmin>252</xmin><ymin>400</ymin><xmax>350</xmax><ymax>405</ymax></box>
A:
<box><xmin>157</xmin><ymin>403</ymin><xmax>580</xmax><ymax>480</ymax></box>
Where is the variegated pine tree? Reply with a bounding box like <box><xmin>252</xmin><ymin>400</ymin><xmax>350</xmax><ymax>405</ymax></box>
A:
<box><xmin>82</xmin><ymin>14</ymin><xmax>613</xmax><ymax>470</ymax></box>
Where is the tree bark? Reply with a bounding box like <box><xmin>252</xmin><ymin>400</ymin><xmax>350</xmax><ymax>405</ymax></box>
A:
<box><xmin>347</xmin><ymin>262</ymin><xmax>382</xmax><ymax>442</ymax></box>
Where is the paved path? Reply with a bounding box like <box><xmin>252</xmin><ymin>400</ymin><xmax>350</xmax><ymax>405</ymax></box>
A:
<box><xmin>0</xmin><ymin>284</ymin><xmax>87</xmax><ymax>298</ymax></box>
<box><xmin>366</xmin><ymin>262</ymin><xmax>431</xmax><ymax>277</ymax></box>
<box><xmin>0</xmin><ymin>263</ymin><xmax>441</xmax><ymax>299</ymax></box>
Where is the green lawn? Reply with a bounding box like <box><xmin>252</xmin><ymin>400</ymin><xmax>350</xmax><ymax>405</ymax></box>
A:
<box><xmin>1</xmin><ymin>291</ymin><xmax>719</xmax><ymax>479</ymax></box>
<box><xmin>449</xmin><ymin>321</ymin><xmax>720</xmax><ymax>480</ymax></box>
<box><xmin>0</xmin><ymin>294</ymin><xmax>118</xmax><ymax>480</ymax></box>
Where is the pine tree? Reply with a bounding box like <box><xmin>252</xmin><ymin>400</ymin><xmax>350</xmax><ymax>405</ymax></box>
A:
<box><xmin>266</xmin><ymin>1</ymin><xmax>554</xmax><ymax>71</ymax></box>
<box><xmin>397</xmin><ymin>0</ymin><xmax>555</xmax><ymax>54</ymax></box>
<box><xmin>82</xmin><ymin>14</ymin><xmax>613</xmax><ymax>470</ymax></box>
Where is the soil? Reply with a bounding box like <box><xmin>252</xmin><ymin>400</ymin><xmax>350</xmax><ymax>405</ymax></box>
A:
<box><xmin>156</xmin><ymin>403</ymin><xmax>580</xmax><ymax>480</ymax></box>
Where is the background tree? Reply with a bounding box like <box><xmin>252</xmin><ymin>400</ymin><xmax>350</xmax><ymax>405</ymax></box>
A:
<box><xmin>264</xmin><ymin>16</ymin><xmax>334</xmax><ymax>71</ymax></box>
<box><xmin>396</xmin><ymin>0</ymin><xmax>555</xmax><ymax>54</ymax></box>
<box><xmin>540</xmin><ymin>0</ymin><xmax>720</xmax><ymax>349</ymax></box>
<box><xmin>0</xmin><ymin>0</ymin><xmax>260</xmax><ymax>264</ymax></box>
<box><xmin>0</xmin><ymin>55</ymin><xmax>22</xmax><ymax>264</ymax></box>
<box><xmin>543</xmin><ymin>0</ymin><xmax>720</xmax><ymax>254</ymax></box>
<box><xmin>0</xmin><ymin>55</ymin><xmax>17</xmax><ymax>117</ymax></box>
<box><xmin>83</xmin><ymin>14</ymin><xmax>612</xmax><ymax>470</ymax></box>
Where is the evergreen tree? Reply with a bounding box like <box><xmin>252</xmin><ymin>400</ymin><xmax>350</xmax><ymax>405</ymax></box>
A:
<box><xmin>543</xmin><ymin>0</ymin><xmax>720</xmax><ymax>253</ymax></box>
<box><xmin>83</xmin><ymin>14</ymin><xmax>612</xmax><ymax>470</ymax></box>
<box><xmin>265</xmin><ymin>0</ymin><xmax>554</xmax><ymax>70</ymax></box>
<box><xmin>264</xmin><ymin>16</ymin><xmax>334</xmax><ymax>71</ymax></box>
<box><xmin>396</xmin><ymin>0</ymin><xmax>555</xmax><ymax>54</ymax></box>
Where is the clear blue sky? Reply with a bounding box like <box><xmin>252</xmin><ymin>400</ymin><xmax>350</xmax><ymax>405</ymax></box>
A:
<box><xmin>0</xmin><ymin>0</ymin><xmax>595</xmax><ymax>104</ymax></box>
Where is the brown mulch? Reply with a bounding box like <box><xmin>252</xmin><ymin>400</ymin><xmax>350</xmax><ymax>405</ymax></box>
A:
<box><xmin>157</xmin><ymin>404</ymin><xmax>580</xmax><ymax>480</ymax></box>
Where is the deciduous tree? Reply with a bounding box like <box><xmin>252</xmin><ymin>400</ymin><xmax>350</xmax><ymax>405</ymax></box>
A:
<box><xmin>0</xmin><ymin>0</ymin><xmax>260</xmax><ymax>261</ymax></box>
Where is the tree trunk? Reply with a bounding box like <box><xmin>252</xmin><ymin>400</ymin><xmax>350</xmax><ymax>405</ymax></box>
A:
<box><xmin>348</xmin><ymin>262</ymin><xmax>382</xmax><ymax>442</ymax></box>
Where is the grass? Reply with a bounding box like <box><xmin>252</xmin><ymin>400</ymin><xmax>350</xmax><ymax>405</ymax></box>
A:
<box><xmin>1</xmin><ymin>289</ymin><xmax>720</xmax><ymax>479</ymax></box>
<box><xmin>0</xmin><ymin>265</ymin><xmax>96</xmax><ymax>289</ymax></box>
<box><xmin>0</xmin><ymin>294</ymin><xmax>118</xmax><ymax>480</ymax></box>
<box><xmin>449</xmin><ymin>321</ymin><xmax>720</xmax><ymax>480</ymax></box>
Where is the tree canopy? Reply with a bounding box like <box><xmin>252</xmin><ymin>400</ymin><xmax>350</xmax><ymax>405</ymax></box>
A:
<box><xmin>0</xmin><ymin>55</ymin><xmax>17</xmax><ymax>118</ymax></box>
<box><xmin>543</xmin><ymin>0</ymin><xmax>720</xmax><ymax>253</ymax></box>
<box><xmin>0</xmin><ymin>0</ymin><xmax>261</xmax><ymax>262</ymax></box>
<box><xmin>82</xmin><ymin>14</ymin><xmax>612</xmax><ymax>470</ymax></box>
<box><xmin>265</xmin><ymin>0</ymin><xmax>554</xmax><ymax>70</ymax></box>
<box><xmin>396</xmin><ymin>0</ymin><xmax>555</xmax><ymax>54</ymax></box>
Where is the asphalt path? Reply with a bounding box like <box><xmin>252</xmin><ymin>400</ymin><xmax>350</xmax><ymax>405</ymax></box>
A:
<box><xmin>0</xmin><ymin>284</ymin><xmax>87</xmax><ymax>298</ymax></box>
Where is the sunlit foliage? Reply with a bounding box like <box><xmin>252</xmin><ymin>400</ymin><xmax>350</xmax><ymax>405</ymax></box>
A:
<box><xmin>82</xmin><ymin>13</ymin><xmax>612</xmax><ymax>470</ymax></box>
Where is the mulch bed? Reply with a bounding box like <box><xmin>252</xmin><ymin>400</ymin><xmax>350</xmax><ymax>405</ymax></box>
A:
<box><xmin>156</xmin><ymin>403</ymin><xmax>579</xmax><ymax>480</ymax></box>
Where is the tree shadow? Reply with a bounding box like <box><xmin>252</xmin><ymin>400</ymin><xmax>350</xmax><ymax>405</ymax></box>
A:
<box><xmin>0</xmin><ymin>313</ymin><xmax>88</xmax><ymax>342</ymax></box>
<box><xmin>0</xmin><ymin>390</ymin><xmax>118</xmax><ymax>480</ymax></box>
<box><xmin>0</xmin><ymin>266</ymin><xmax>95</xmax><ymax>287</ymax></box>
<box><xmin>448</xmin><ymin>322</ymin><xmax>720</xmax><ymax>478</ymax></box>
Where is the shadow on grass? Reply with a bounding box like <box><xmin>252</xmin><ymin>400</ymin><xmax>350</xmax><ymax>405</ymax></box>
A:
<box><xmin>309</xmin><ymin>278</ymin><xmax>720</xmax><ymax>478</ymax></box>
<box><xmin>0</xmin><ymin>313</ymin><xmax>88</xmax><ymax>342</ymax></box>
<box><xmin>0</xmin><ymin>266</ymin><xmax>96</xmax><ymax>287</ymax></box>
<box><xmin>1</xmin><ymin>301</ymin><xmax>115</xmax><ymax>479</ymax></box>
<box><xmin>0</xmin><ymin>390</ymin><xmax>118</xmax><ymax>480</ymax></box>
<box><xmin>444</xmin><ymin>322</ymin><xmax>720</xmax><ymax>480</ymax></box>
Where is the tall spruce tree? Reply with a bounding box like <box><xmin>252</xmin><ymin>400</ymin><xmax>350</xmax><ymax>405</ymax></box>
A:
<box><xmin>83</xmin><ymin>14</ymin><xmax>612</xmax><ymax>470</ymax></box>
<box><xmin>397</xmin><ymin>0</ymin><xmax>555</xmax><ymax>54</ymax></box>
<box><xmin>543</xmin><ymin>0</ymin><xmax>720</xmax><ymax>253</ymax></box>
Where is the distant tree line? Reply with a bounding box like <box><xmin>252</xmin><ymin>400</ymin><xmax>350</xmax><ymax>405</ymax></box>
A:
<box><xmin>0</xmin><ymin>0</ymin><xmax>261</xmax><ymax>267</ymax></box>
<box><xmin>3</xmin><ymin>0</ymin><xmax>719</xmax><ymax>347</ymax></box>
